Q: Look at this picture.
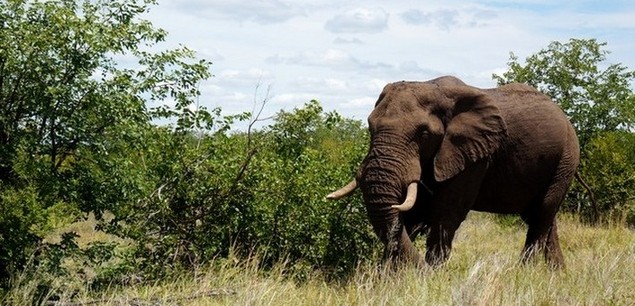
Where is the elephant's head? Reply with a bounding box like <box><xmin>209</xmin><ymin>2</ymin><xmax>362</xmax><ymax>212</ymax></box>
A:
<box><xmin>327</xmin><ymin>77</ymin><xmax>507</xmax><ymax>265</ymax></box>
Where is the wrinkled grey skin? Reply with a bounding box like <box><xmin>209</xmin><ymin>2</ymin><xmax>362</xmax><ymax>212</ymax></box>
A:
<box><xmin>329</xmin><ymin>76</ymin><xmax>579</xmax><ymax>269</ymax></box>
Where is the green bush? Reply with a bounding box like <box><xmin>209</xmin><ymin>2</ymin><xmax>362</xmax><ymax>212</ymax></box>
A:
<box><xmin>573</xmin><ymin>132</ymin><xmax>635</xmax><ymax>223</ymax></box>
<box><xmin>100</xmin><ymin>101</ymin><xmax>377</xmax><ymax>282</ymax></box>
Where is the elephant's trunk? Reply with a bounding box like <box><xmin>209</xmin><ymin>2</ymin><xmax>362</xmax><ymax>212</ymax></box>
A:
<box><xmin>365</xmin><ymin>201</ymin><xmax>422</xmax><ymax>265</ymax></box>
<box><xmin>359</xmin><ymin>139</ymin><xmax>423</xmax><ymax>265</ymax></box>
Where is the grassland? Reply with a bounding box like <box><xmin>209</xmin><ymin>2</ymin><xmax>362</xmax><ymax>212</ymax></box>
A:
<box><xmin>7</xmin><ymin>212</ymin><xmax>635</xmax><ymax>305</ymax></box>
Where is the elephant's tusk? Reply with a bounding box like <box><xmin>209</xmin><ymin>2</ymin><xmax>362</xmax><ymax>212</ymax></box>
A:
<box><xmin>326</xmin><ymin>180</ymin><xmax>357</xmax><ymax>200</ymax></box>
<box><xmin>391</xmin><ymin>182</ymin><xmax>418</xmax><ymax>211</ymax></box>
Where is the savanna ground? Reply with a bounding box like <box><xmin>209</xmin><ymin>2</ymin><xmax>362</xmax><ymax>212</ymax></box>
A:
<box><xmin>10</xmin><ymin>212</ymin><xmax>634</xmax><ymax>306</ymax></box>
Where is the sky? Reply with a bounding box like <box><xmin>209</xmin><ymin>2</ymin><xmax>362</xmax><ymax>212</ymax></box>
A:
<box><xmin>145</xmin><ymin>0</ymin><xmax>635</xmax><ymax>126</ymax></box>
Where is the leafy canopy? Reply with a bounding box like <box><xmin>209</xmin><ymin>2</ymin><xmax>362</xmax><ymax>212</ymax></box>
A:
<box><xmin>0</xmin><ymin>0</ymin><xmax>210</xmax><ymax>290</ymax></box>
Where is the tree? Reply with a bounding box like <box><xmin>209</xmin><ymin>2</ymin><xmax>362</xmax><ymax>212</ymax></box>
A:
<box><xmin>493</xmin><ymin>39</ymin><xmax>635</xmax><ymax>222</ymax></box>
<box><xmin>0</xmin><ymin>0</ymin><xmax>210</xmax><ymax>289</ymax></box>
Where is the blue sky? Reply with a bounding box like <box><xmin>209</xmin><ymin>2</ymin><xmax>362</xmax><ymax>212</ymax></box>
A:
<box><xmin>145</xmin><ymin>0</ymin><xmax>635</xmax><ymax>125</ymax></box>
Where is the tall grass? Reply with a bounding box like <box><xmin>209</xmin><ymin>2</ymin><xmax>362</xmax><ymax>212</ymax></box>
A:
<box><xmin>6</xmin><ymin>212</ymin><xmax>635</xmax><ymax>305</ymax></box>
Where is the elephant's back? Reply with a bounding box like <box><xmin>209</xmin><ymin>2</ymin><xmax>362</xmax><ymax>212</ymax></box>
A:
<box><xmin>488</xmin><ymin>86</ymin><xmax>573</xmax><ymax>147</ymax></box>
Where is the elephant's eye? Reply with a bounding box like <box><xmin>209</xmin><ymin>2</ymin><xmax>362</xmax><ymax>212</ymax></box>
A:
<box><xmin>417</xmin><ymin>126</ymin><xmax>430</xmax><ymax>138</ymax></box>
<box><xmin>416</xmin><ymin>122</ymin><xmax>429</xmax><ymax>132</ymax></box>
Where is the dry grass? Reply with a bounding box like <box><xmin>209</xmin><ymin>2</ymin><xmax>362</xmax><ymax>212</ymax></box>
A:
<box><xmin>8</xmin><ymin>212</ymin><xmax>635</xmax><ymax>305</ymax></box>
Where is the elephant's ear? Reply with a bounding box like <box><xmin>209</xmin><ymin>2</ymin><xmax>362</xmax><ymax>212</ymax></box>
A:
<box><xmin>433</xmin><ymin>86</ymin><xmax>507</xmax><ymax>182</ymax></box>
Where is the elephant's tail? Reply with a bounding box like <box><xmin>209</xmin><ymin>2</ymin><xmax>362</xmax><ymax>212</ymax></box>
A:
<box><xmin>574</xmin><ymin>171</ymin><xmax>599</xmax><ymax>223</ymax></box>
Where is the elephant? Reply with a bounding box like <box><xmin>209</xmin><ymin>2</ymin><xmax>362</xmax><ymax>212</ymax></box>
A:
<box><xmin>327</xmin><ymin>76</ymin><xmax>579</xmax><ymax>269</ymax></box>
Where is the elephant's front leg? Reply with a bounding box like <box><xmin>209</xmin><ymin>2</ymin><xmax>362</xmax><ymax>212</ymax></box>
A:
<box><xmin>425</xmin><ymin>163</ymin><xmax>487</xmax><ymax>266</ymax></box>
<box><xmin>424</xmin><ymin>220</ymin><xmax>462</xmax><ymax>266</ymax></box>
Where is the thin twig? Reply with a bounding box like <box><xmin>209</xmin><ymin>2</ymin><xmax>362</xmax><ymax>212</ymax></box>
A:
<box><xmin>226</xmin><ymin>81</ymin><xmax>272</xmax><ymax>195</ymax></box>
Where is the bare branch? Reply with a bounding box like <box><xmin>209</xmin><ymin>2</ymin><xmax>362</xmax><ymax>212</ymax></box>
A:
<box><xmin>227</xmin><ymin>81</ymin><xmax>273</xmax><ymax>195</ymax></box>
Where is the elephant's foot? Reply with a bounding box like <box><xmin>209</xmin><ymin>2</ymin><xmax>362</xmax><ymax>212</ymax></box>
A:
<box><xmin>522</xmin><ymin>220</ymin><xmax>565</xmax><ymax>270</ymax></box>
<box><xmin>425</xmin><ymin>245</ymin><xmax>451</xmax><ymax>267</ymax></box>
<box><xmin>520</xmin><ymin>245</ymin><xmax>564</xmax><ymax>270</ymax></box>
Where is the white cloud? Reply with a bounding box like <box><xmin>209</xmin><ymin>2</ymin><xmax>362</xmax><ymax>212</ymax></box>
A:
<box><xmin>266</xmin><ymin>48</ymin><xmax>387</xmax><ymax>71</ymax></box>
<box><xmin>323</xmin><ymin>49</ymin><xmax>350</xmax><ymax>63</ymax></box>
<box><xmin>401</xmin><ymin>9</ymin><xmax>459</xmax><ymax>28</ymax></box>
<box><xmin>265</xmin><ymin>48</ymin><xmax>441</xmax><ymax>79</ymax></box>
<box><xmin>342</xmin><ymin>97</ymin><xmax>377</xmax><ymax>109</ymax></box>
<box><xmin>143</xmin><ymin>0</ymin><xmax>635</xmax><ymax>127</ymax></box>
<box><xmin>271</xmin><ymin>93</ymin><xmax>317</xmax><ymax>106</ymax></box>
<box><xmin>333</xmin><ymin>37</ymin><xmax>365</xmax><ymax>45</ymax></box>
<box><xmin>400</xmin><ymin>8</ymin><xmax>497</xmax><ymax>30</ymax></box>
<box><xmin>198</xmin><ymin>48</ymin><xmax>225</xmax><ymax>62</ymax></box>
<box><xmin>325</xmin><ymin>78</ymin><xmax>349</xmax><ymax>91</ymax></box>
<box><xmin>170</xmin><ymin>0</ymin><xmax>308</xmax><ymax>24</ymax></box>
<box><xmin>325</xmin><ymin>7</ymin><xmax>389</xmax><ymax>33</ymax></box>
<box><xmin>289</xmin><ymin>77</ymin><xmax>349</xmax><ymax>92</ymax></box>
<box><xmin>218</xmin><ymin>68</ymin><xmax>272</xmax><ymax>81</ymax></box>
<box><xmin>366</xmin><ymin>79</ymin><xmax>389</xmax><ymax>92</ymax></box>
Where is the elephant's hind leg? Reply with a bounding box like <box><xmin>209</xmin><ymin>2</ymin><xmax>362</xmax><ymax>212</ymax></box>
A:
<box><xmin>521</xmin><ymin>214</ymin><xmax>564</xmax><ymax>269</ymax></box>
<box><xmin>521</xmin><ymin>163</ymin><xmax>574</xmax><ymax>269</ymax></box>
<box><xmin>544</xmin><ymin>220</ymin><xmax>563</xmax><ymax>268</ymax></box>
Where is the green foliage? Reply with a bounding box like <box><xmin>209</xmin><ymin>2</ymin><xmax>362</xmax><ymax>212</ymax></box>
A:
<box><xmin>0</xmin><ymin>186</ymin><xmax>43</xmax><ymax>287</ymax></box>
<box><xmin>101</xmin><ymin>100</ymin><xmax>376</xmax><ymax>282</ymax></box>
<box><xmin>256</xmin><ymin>100</ymin><xmax>375</xmax><ymax>276</ymax></box>
<box><xmin>0</xmin><ymin>0</ymin><xmax>210</xmax><ymax>291</ymax></box>
<box><xmin>576</xmin><ymin>132</ymin><xmax>635</xmax><ymax>222</ymax></box>
<box><xmin>493</xmin><ymin>38</ymin><xmax>635</xmax><ymax>223</ymax></box>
